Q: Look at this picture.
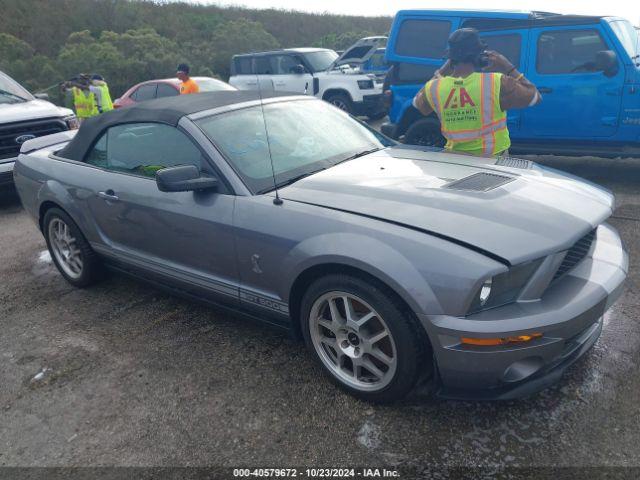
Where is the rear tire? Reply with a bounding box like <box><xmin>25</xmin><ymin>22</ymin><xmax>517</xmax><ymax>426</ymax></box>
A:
<box><xmin>325</xmin><ymin>93</ymin><xmax>353</xmax><ymax>115</ymax></box>
<box><xmin>404</xmin><ymin>118</ymin><xmax>446</xmax><ymax>148</ymax></box>
<box><xmin>300</xmin><ymin>274</ymin><xmax>427</xmax><ymax>403</ymax></box>
<box><xmin>43</xmin><ymin>207</ymin><xmax>103</xmax><ymax>288</ymax></box>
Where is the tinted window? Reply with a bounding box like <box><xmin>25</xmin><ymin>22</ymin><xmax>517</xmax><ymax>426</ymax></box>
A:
<box><xmin>85</xmin><ymin>123</ymin><xmax>203</xmax><ymax>178</ymax></box>
<box><xmin>156</xmin><ymin>83</ymin><xmax>179</xmax><ymax>98</ymax></box>
<box><xmin>482</xmin><ymin>34</ymin><xmax>522</xmax><ymax>67</ymax></box>
<box><xmin>390</xmin><ymin>63</ymin><xmax>438</xmax><ymax>86</ymax></box>
<box><xmin>537</xmin><ymin>29</ymin><xmax>608</xmax><ymax>74</ymax></box>
<box><xmin>196</xmin><ymin>100</ymin><xmax>392</xmax><ymax>193</ymax></box>
<box><xmin>395</xmin><ymin>20</ymin><xmax>451</xmax><ymax>59</ymax></box>
<box><xmin>234</xmin><ymin>56</ymin><xmax>253</xmax><ymax>75</ymax></box>
<box><xmin>342</xmin><ymin>46</ymin><xmax>372</xmax><ymax>59</ymax></box>
<box><xmin>273</xmin><ymin>55</ymin><xmax>300</xmax><ymax>74</ymax></box>
<box><xmin>133</xmin><ymin>84</ymin><xmax>157</xmax><ymax>102</ymax></box>
<box><xmin>255</xmin><ymin>56</ymin><xmax>277</xmax><ymax>75</ymax></box>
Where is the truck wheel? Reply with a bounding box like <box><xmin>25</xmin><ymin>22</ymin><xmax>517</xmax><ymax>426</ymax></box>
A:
<box><xmin>404</xmin><ymin>118</ymin><xmax>446</xmax><ymax>148</ymax></box>
<box><xmin>300</xmin><ymin>273</ymin><xmax>429</xmax><ymax>403</ymax></box>
<box><xmin>43</xmin><ymin>207</ymin><xmax>104</xmax><ymax>288</ymax></box>
<box><xmin>326</xmin><ymin>93</ymin><xmax>353</xmax><ymax>115</ymax></box>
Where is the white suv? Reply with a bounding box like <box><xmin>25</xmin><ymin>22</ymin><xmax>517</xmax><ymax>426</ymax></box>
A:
<box><xmin>0</xmin><ymin>70</ymin><xmax>77</xmax><ymax>191</ymax></box>
<box><xmin>229</xmin><ymin>48</ymin><xmax>385</xmax><ymax>119</ymax></box>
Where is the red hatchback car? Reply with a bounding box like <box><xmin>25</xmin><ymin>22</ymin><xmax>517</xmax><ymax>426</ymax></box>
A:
<box><xmin>113</xmin><ymin>77</ymin><xmax>236</xmax><ymax>108</ymax></box>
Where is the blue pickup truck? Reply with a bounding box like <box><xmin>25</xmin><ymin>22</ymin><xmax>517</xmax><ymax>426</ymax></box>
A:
<box><xmin>381</xmin><ymin>10</ymin><xmax>640</xmax><ymax>156</ymax></box>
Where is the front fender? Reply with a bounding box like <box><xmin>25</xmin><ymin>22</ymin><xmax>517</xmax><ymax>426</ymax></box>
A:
<box><xmin>280</xmin><ymin>232</ymin><xmax>442</xmax><ymax>315</ymax></box>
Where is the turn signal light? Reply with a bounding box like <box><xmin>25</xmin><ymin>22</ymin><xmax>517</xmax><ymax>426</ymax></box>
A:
<box><xmin>461</xmin><ymin>333</ymin><xmax>543</xmax><ymax>346</ymax></box>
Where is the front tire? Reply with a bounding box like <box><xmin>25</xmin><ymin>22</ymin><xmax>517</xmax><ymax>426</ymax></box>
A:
<box><xmin>300</xmin><ymin>274</ymin><xmax>427</xmax><ymax>403</ymax></box>
<box><xmin>43</xmin><ymin>207</ymin><xmax>103</xmax><ymax>288</ymax></box>
<box><xmin>325</xmin><ymin>93</ymin><xmax>353</xmax><ymax>115</ymax></box>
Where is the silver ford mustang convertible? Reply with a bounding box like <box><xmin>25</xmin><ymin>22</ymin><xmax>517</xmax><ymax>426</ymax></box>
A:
<box><xmin>14</xmin><ymin>92</ymin><xmax>628</xmax><ymax>402</ymax></box>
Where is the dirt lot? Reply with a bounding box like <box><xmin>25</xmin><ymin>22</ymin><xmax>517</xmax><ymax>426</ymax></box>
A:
<box><xmin>1</xmin><ymin>154</ymin><xmax>639</xmax><ymax>474</ymax></box>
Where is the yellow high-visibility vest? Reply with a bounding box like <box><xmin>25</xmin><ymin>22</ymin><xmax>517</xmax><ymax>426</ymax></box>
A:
<box><xmin>97</xmin><ymin>83</ymin><xmax>113</xmax><ymax>112</ymax></box>
<box><xmin>72</xmin><ymin>87</ymin><xmax>98</xmax><ymax>119</ymax></box>
<box><xmin>425</xmin><ymin>72</ymin><xmax>510</xmax><ymax>156</ymax></box>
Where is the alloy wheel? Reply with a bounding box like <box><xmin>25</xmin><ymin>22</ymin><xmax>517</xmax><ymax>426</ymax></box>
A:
<box><xmin>309</xmin><ymin>291</ymin><xmax>397</xmax><ymax>391</ymax></box>
<box><xmin>48</xmin><ymin>217</ymin><xmax>83</xmax><ymax>279</ymax></box>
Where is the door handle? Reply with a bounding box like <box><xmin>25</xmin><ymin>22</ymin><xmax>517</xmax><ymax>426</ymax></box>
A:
<box><xmin>98</xmin><ymin>190</ymin><xmax>119</xmax><ymax>202</ymax></box>
<box><xmin>538</xmin><ymin>87</ymin><xmax>553</xmax><ymax>94</ymax></box>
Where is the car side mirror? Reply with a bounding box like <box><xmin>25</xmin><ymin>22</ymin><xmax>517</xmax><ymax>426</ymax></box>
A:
<box><xmin>34</xmin><ymin>93</ymin><xmax>50</xmax><ymax>100</ymax></box>
<box><xmin>292</xmin><ymin>64</ymin><xmax>306</xmax><ymax>74</ymax></box>
<box><xmin>595</xmin><ymin>50</ymin><xmax>618</xmax><ymax>77</ymax></box>
<box><xmin>156</xmin><ymin>165</ymin><xmax>218</xmax><ymax>193</ymax></box>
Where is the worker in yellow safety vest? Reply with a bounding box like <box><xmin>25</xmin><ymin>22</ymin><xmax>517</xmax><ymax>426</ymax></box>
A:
<box><xmin>89</xmin><ymin>74</ymin><xmax>114</xmax><ymax>113</ymax></box>
<box><xmin>413</xmin><ymin>28</ymin><xmax>542</xmax><ymax>157</ymax></box>
<box><xmin>65</xmin><ymin>75</ymin><xmax>99</xmax><ymax>122</ymax></box>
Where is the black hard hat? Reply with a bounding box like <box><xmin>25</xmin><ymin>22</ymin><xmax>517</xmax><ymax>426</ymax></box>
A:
<box><xmin>447</xmin><ymin>28</ymin><xmax>486</xmax><ymax>62</ymax></box>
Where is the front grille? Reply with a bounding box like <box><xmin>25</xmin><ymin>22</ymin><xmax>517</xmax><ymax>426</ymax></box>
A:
<box><xmin>553</xmin><ymin>229</ymin><xmax>597</xmax><ymax>281</ymax></box>
<box><xmin>444</xmin><ymin>172</ymin><xmax>515</xmax><ymax>192</ymax></box>
<box><xmin>0</xmin><ymin>118</ymin><xmax>67</xmax><ymax>160</ymax></box>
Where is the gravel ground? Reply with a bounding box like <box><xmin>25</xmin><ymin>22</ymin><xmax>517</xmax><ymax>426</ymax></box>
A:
<box><xmin>0</xmin><ymin>154</ymin><xmax>639</xmax><ymax>475</ymax></box>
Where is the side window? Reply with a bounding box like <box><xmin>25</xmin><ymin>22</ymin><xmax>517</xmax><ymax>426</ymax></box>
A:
<box><xmin>482</xmin><ymin>34</ymin><xmax>522</xmax><ymax>67</ymax></box>
<box><xmin>156</xmin><ymin>83</ymin><xmax>179</xmax><ymax>98</ymax></box>
<box><xmin>369</xmin><ymin>52</ymin><xmax>388</xmax><ymax>69</ymax></box>
<box><xmin>536</xmin><ymin>29</ymin><xmax>608</xmax><ymax>74</ymax></box>
<box><xmin>254</xmin><ymin>55</ymin><xmax>276</xmax><ymax>75</ymax></box>
<box><xmin>234</xmin><ymin>56</ymin><xmax>253</xmax><ymax>75</ymax></box>
<box><xmin>85</xmin><ymin>123</ymin><xmax>203</xmax><ymax>178</ymax></box>
<box><xmin>395</xmin><ymin>20</ymin><xmax>452</xmax><ymax>59</ymax></box>
<box><xmin>274</xmin><ymin>55</ymin><xmax>299</xmax><ymax>74</ymax></box>
<box><xmin>133</xmin><ymin>84</ymin><xmax>157</xmax><ymax>102</ymax></box>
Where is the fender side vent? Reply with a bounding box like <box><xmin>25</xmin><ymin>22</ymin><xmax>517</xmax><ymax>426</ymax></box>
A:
<box><xmin>444</xmin><ymin>172</ymin><xmax>515</xmax><ymax>192</ymax></box>
<box><xmin>495</xmin><ymin>157</ymin><xmax>533</xmax><ymax>169</ymax></box>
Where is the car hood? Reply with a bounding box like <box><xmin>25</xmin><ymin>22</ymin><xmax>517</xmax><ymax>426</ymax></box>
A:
<box><xmin>0</xmin><ymin>99</ymin><xmax>72</xmax><ymax>123</ymax></box>
<box><xmin>331</xmin><ymin>36</ymin><xmax>387</xmax><ymax>68</ymax></box>
<box><xmin>279</xmin><ymin>147</ymin><xmax>614</xmax><ymax>265</ymax></box>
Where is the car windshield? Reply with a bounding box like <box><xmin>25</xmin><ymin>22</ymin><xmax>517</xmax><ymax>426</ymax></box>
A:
<box><xmin>302</xmin><ymin>51</ymin><xmax>339</xmax><ymax>72</ymax></box>
<box><xmin>196</xmin><ymin>99</ymin><xmax>394</xmax><ymax>193</ymax></box>
<box><xmin>195</xmin><ymin>78</ymin><xmax>237</xmax><ymax>92</ymax></box>
<box><xmin>0</xmin><ymin>71</ymin><xmax>33</xmax><ymax>104</ymax></box>
<box><xmin>609</xmin><ymin>20</ymin><xmax>639</xmax><ymax>59</ymax></box>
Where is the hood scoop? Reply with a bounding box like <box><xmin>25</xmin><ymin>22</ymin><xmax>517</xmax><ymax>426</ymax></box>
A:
<box><xmin>495</xmin><ymin>157</ymin><xmax>534</xmax><ymax>169</ymax></box>
<box><xmin>444</xmin><ymin>172</ymin><xmax>515</xmax><ymax>192</ymax></box>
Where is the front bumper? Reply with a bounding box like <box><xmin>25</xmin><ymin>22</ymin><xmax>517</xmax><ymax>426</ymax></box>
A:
<box><xmin>418</xmin><ymin>223</ymin><xmax>628</xmax><ymax>400</ymax></box>
<box><xmin>0</xmin><ymin>160</ymin><xmax>15</xmax><ymax>190</ymax></box>
<box><xmin>352</xmin><ymin>94</ymin><xmax>385</xmax><ymax>117</ymax></box>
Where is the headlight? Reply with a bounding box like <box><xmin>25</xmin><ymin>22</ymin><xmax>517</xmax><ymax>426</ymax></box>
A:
<box><xmin>64</xmin><ymin>115</ymin><xmax>80</xmax><ymax>130</ymax></box>
<box><xmin>358</xmin><ymin>80</ymin><xmax>374</xmax><ymax>90</ymax></box>
<box><xmin>468</xmin><ymin>259</ymin><xmax>542</xmax><ymax>314</ymax></box>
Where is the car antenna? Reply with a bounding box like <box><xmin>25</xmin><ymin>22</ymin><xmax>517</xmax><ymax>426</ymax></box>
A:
<box><xmin>256</xmin><ymin>75</ymin><xmax>283</xmax><ymax>205</ymax></box>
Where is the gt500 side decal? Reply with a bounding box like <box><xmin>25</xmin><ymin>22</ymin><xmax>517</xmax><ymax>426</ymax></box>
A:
<box><xmin>240</xmin><ymin>289</ymin><xmax>289</xmax><ymax>315</ymax></box>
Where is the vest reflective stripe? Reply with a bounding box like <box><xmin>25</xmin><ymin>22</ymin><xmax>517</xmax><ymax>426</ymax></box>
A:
<box><xmin>425</xmin><ymin>72</ymin><xmax>510</xmax><ymax>156</ymax></box>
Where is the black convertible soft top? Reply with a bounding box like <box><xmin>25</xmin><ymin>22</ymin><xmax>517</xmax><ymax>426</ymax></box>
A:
<box><xmin>59</xmin><ymin>90</ymin><xmax>296</xmax><ymax>162</ymax></box>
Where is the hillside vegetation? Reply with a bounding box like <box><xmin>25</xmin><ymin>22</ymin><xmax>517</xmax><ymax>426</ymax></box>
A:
<box><xmin>0</xmin><ymin>0</ymin><xmax>391</xmax><ymax>102</ymax></box>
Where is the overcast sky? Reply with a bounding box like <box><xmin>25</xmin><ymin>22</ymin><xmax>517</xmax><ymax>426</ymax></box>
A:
<box><xmin>189</xmin><ymin>0</ymin><xmax>640</xmax><ymax>24</ymax></box>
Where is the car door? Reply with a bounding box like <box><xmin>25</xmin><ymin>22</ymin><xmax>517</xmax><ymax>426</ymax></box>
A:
<box><xmin>480</xmin><ymin>30</ymin><xmax>527</xmax><ymax>136</ymax></box>
<box><xmin>271</xmin><ymin>54</ymin><xmax>314</xmax><ymax>94</ymax></box>
<box><xmin>230</xmin><ymin>56</ymin><xmax>260</xmax><ymax>90</ymax></box>
<box><xmin>83</xmin><ymin>122</ymin><xmax>239</xmax><ymax>303</ymax></box>
<box><xmin>522</xmin><ymin>26</ymin><xmax>624</xmax><ymax>138</ymax></box>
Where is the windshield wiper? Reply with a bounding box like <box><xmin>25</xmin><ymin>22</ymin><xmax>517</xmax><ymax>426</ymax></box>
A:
<box><xmin>0</xmin><ymin>89</ymin><xmax>27</xmax><ymax>102</ymax></box>
<box><xmin>337</xmin><ymin>147</ymin><xmax>382</xmax><ymax>165</ymax></box>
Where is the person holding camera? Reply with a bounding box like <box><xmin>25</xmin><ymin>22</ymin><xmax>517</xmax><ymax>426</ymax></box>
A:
<box><xmin>413</xmin><ymin>28</ymin><xmax>541</xmax><ymax>157</ymax></box>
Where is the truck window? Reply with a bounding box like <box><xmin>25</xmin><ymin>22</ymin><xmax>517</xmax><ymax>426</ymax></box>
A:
<box><xmin>482</xmin><ymin>34</ymin><xmax>522</xmax><ymax>67</ymax></box>
<box><xmin>273</xmin><ymin>55</ymin><xmax>299</xmax><ymax>74</ymax></box>
<box><xmin>395</xmin><ymin>20</ymin><xmax>451</xmax><ymax>59</ymax></box>
<box><xmin>234</xmin><ymin>57</ymin><xmax>253</xmax><ymax>75</ymax></box>
<box><xmin>609</xmin><ymin>20</ymin><xmax>638</xmax><ymax>58</ymax></box>
<box><xmin>536</xmin><ymin>29</ymin><xmax>608</xmax><ymax>74</ymax></box>
<box><xmin>390</xmin><ymin>63</ymin><xmax>438</xmax><ymax>86</ymax></box>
